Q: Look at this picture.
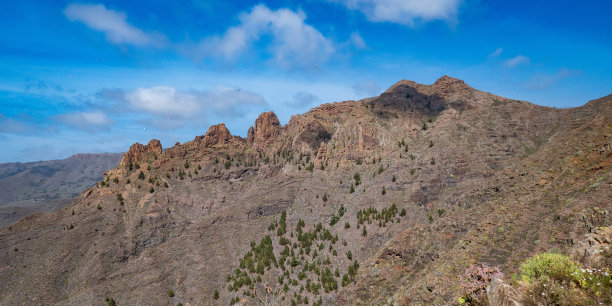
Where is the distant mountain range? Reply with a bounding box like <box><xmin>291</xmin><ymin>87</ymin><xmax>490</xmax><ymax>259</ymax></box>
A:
<box><xmin>0</xmin><ymin>153</ymin><xmax>122</xmax><ymax>226</ymax></box>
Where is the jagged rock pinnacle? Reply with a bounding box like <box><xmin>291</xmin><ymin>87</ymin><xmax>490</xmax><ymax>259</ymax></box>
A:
<box><xmin>119</xmin><ymin>139</ymin><xmax>162</xmax><ymax>167</ymax></box>
<box><xmin>199</xmin><ymin>123</ymin><xmax>232</xmax><ymax>148</ymax></box>
<box><xmin>247</xmin><ymin>111</ymin><xmax>281</xmax><ymax>151</ymax></box>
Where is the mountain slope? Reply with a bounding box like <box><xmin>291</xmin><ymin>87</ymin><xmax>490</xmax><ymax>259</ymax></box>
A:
<box><xmin>0</xmin><ymin>153</ymin><xmax>123</xmax><ymax>227</ymax></box>
<box><xmin>0</xmin><ymin>77</ymin><xmax>610</xmax><ymax>305</ymax></box>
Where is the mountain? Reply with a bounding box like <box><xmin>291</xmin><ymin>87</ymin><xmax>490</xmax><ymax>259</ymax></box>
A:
<box><xmin>0</xmin><ymin>153</ymin><xmax>123</xmax><ymax>227</ymax></box>
<box><xmin>0</xmin><ymin>76</ymin><xmax>610</xmax><ymax>305</ymax></box>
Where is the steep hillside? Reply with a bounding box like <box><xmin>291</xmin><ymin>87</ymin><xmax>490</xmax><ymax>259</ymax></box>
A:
<box><xmin>0</xmin><ymin>153</ymin><xmax>122</xmax><ymax>227</ymax></box>
<box><xmin>0</xmin><ymin>77</ymin><xmax>610</xmax><ymax>305</ymax></box>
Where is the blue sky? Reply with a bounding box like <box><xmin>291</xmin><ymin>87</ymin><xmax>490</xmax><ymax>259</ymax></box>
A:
<box><xmin>0</xmin><ymin>0</ymin><xmax>611</xmax><ymax>162</ymax></box>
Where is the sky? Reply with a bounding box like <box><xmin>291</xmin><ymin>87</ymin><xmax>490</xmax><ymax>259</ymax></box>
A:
<box><xmin>0</xmin><ymin>1</ymin><xmax>611</xmax><ymax>163</ymax></box>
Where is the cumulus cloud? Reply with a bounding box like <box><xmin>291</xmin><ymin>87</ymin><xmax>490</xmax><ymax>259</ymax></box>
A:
<box><xmin>289</xmin><ymin>92</ymin><xmax>318</xmax><ymax>108</ymax></box>
<box><xmin>522</xmin><ymin>68</ymin><xmax>580</xmax><ymax>90</ymax></box>
<box><xmin>64</xmin><ymin>3</ymin><xmax>163</xmax><ymax>47</ymax></box>
<box><xmin>99</xmin><ymin>86</ymin><xmax>266</xmax><ymax>128</ymax></box>
<box><xmin>505</xmin><ymin>55</ymin><xmax>530</xmax><ymax>68</ymax></box>
<box><xmin>353</xmin><ymin>79</ymin><xmax>380</xmax><ymax>96</ymax></box>
<box><xmin>125</xmin><ymin>86</ymin><xmax>201</xmax><ymax>119</ymax></box>
<box><xmin>330</xmin><ymin>0</ymin><xmax>462</xmax><ymax>26</ymax></box>
<box><xmin>201</xmin><ymin>4</ymin><xmax>334</xmax><ymax>69</ymax></box>
<box><xmin>55</xmin><ymin>111</ymin><xmax>113</xmax><ymax>132</ymax></box>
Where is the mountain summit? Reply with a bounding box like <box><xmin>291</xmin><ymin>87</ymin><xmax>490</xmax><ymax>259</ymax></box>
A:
<box><xmin>1</xmin><ymin>77</ymin><xmax>610</xmax><ymax>305</ymax></box>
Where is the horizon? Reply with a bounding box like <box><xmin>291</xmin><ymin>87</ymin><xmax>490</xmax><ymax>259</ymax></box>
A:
<box><xmin>1</xmin><ymin>1</ymin><xmax>611</xmax><ymax>163</ymax></box>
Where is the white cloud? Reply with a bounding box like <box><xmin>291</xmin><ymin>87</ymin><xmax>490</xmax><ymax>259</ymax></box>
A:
<box><xmin>330</xmin><ymin>0</ymin><xmax>462</xmax><ymax>26</ymax></box>
<box><xmin>201</xmin><ymin>4</ymin><xmax>334</xmax><ymax>69</ymax></box>
<box><xmin>505</xmin><ymin>55</ymin><xmax>530</xmax><ymax>68</ymax></box>
<box><xmin>489</xmin><ymin>48</ymin><xmax>503</xmax><ymax>58</ymax></box>
<box><xmin>55</xmin><ymin>111</ymin><xmax>113</xmax><ymax>132</ymax></box>
<box><xmin>350</xmin><ymin>32</ymin><xmax>367</xmax><ymax>49</ymax></box>
<box><xmin>126</xmin><ymin>86</ymin><xmax>201</xmax><ymax>118</ymax></box>
<box><xmin>64</xmin><ymin>3</ymin><xmax>163</xmax><ymax>47</ymax></box>
<box><xmin>104</xmin><ymin>86</ymin><xmax>266</xmax><ymax>128</ymax></box>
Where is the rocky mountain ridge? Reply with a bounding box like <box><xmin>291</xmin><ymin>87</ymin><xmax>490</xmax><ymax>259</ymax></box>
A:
<box><xmin>0</xmin><ymin>76</ymin><xmax>610</xmax><ymax>305</ymax></box>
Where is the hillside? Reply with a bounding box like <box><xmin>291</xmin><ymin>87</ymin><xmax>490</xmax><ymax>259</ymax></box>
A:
<box><xmin>0</xmin><ymin>153</ymin><xmax>123</xmax><ymax>227</ymax></box>
<box><xmin>0</xmin><ymin>76</ymin><xmax>610</xmax><ymax>305</ymax></box>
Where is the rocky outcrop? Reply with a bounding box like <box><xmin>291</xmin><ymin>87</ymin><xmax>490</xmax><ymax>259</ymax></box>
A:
<box><xmin>486</xmin><ymin>279</ymin><xmax>523</xmax><ymax>306</ymax></box>
<box><xmin>119</xmin><ymin>139</ymin><xmax>162</xmax><ymax>167</ymax></box>
<box><xmin>197</xmin><ymin>123</ymin><xmax>232</xmax><ymax>148</ymax></box>
<box><xmin>572</xmin><ymin>225</ymin><xmax>612</xmax><ymax>267</ymax></box>
<box><xmin>247</xmin><ymin>111</ymin><xmax>281</xmax><ymax>151</ymax></box>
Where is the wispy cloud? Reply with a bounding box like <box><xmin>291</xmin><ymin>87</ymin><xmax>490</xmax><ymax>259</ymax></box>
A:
<box><xmin>505</xmin><ymin>55</ymin><xmax>530</xmax><ymax>68</ymax></box>
<box><xmin>64</xmin><ymin>3</ymin><xmax>164</xmax><ymax>47</ymax></box>
<box><xmin>522</xmin><ymin>68</ymin><xmax>580</xmax><ymax>90</ymax></box>
<box><xmin>0</xmin><ymin>113</ymin><xmax>40</xmax><ymax>134</ymax></box>
<box><xmin>353</xmin><ymin>79</ymin><xmax>380</xmax><ymax>96</ymax></box>
<box><xmin>289</xmin><ymin>91</ymin><xmax>318</xmax><ymax>108</ymax></box>
<box><xmin>350</xmin><ymin>32</ymin><xmax>367</xmax><ymax>49</ymax></box>
<box><xmin>54</xmin><ymin>111</ymin><xmax>113</xmax><ymax>132</ymax></box>
<box><xmin>488</xmin><ymin>47</ymin><xmax>503</xmax><ymax>58</ymax></box>
<box><xmin>199</xmin><ymin>4</ymin><xmax>334</xmax><ymax>69</ymax></box>
<box><xmin>329</xmin><ymin>0</ymin><xmax>462</xmax><ymax>26</ymax></box>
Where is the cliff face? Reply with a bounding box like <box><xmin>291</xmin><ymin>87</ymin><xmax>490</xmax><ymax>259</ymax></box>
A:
<box><xmin>0</xmin><ymin>76</ymin><xmax>610</xmax><ymax>305</ymax></box>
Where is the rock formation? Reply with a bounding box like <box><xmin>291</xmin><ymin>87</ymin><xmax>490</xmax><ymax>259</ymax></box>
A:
<box><xmin>572</xmin><ymin>225</ymin><xmax>612</xmax><ymax>267</ymax></box>
<box><xmin>486</xmin><ymin>279</ymin><xmax>523</xmax><ymax>306</ymax></box>
<box><xmin>247</xmin><ymin>111</ymin><xmax>281</xmax><ymax>151</ymax></box>
<box><xmin>197</xmin><ymin>123</ymin><xmax>232</xmax><ymax>148</ymax></box>
<box><xmin>119</xmin><ymin>139</ymin><xmax>162</xmax><ymax>167</ymax></box>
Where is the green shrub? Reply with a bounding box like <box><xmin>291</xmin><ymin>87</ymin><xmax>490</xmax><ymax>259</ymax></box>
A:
<box><xmin>105</xmin><ymin>297</ymin><xmax>116</xmax><ymax>306</ymax></box>
<box><xmin>520</xmin><ymin>252</ymin><xmax>581</xmax><ymax>284</ymax></box>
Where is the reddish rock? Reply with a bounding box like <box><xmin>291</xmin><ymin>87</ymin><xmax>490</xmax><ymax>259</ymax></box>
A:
<box><xmin>198</xmin><ymin>123</ymin><xmax>232</xmax><ymax>148</ymax></box>
<box><xmin>247</xmin><ymin>111</ymin><xmax>281</xmax><ymax>151</ymax></box>
<box><xmin>120</xmin><ymin>139</ymin><xmax>162</xmax><ymax>167</ymax></box>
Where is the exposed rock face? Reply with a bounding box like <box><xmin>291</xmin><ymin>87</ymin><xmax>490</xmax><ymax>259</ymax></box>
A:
<box><xmin>247</xmin><ymin>111</ymin><xmax>281</xmax><ymax>151</ymax></box>
<box><xmin>486</xmin><ymin>279</ymin><xmax>523</xmax><ymax>306</ymax></box>
<box><xmin>119</xmin><ymin>139</ymin><xmax>162</xmax><ymax>167</ymax></box>
<box><xmin>198</xmin><ymin>123</ymin><xmax>232</xmax><ymax>148</ymax></box>
<box><xmin>572</xmin><ymin>225</ymin><xmax>612</xmax><ymax>267</ymax></box>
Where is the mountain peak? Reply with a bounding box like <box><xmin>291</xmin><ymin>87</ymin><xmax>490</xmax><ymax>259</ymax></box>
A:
<box><xmin>197</xmin><ymin>123</ymin><xmax>232</xmax><ymax>148</ymax></box>
<box><xmin>119</xmin><ymin>139</ymin><xmax>162</xmax><ymax>168</ymax></box>
<box><xmin>247</xmin><ymin>111</ymin><xmax>281</xmax><ymax>151</ymax></box>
